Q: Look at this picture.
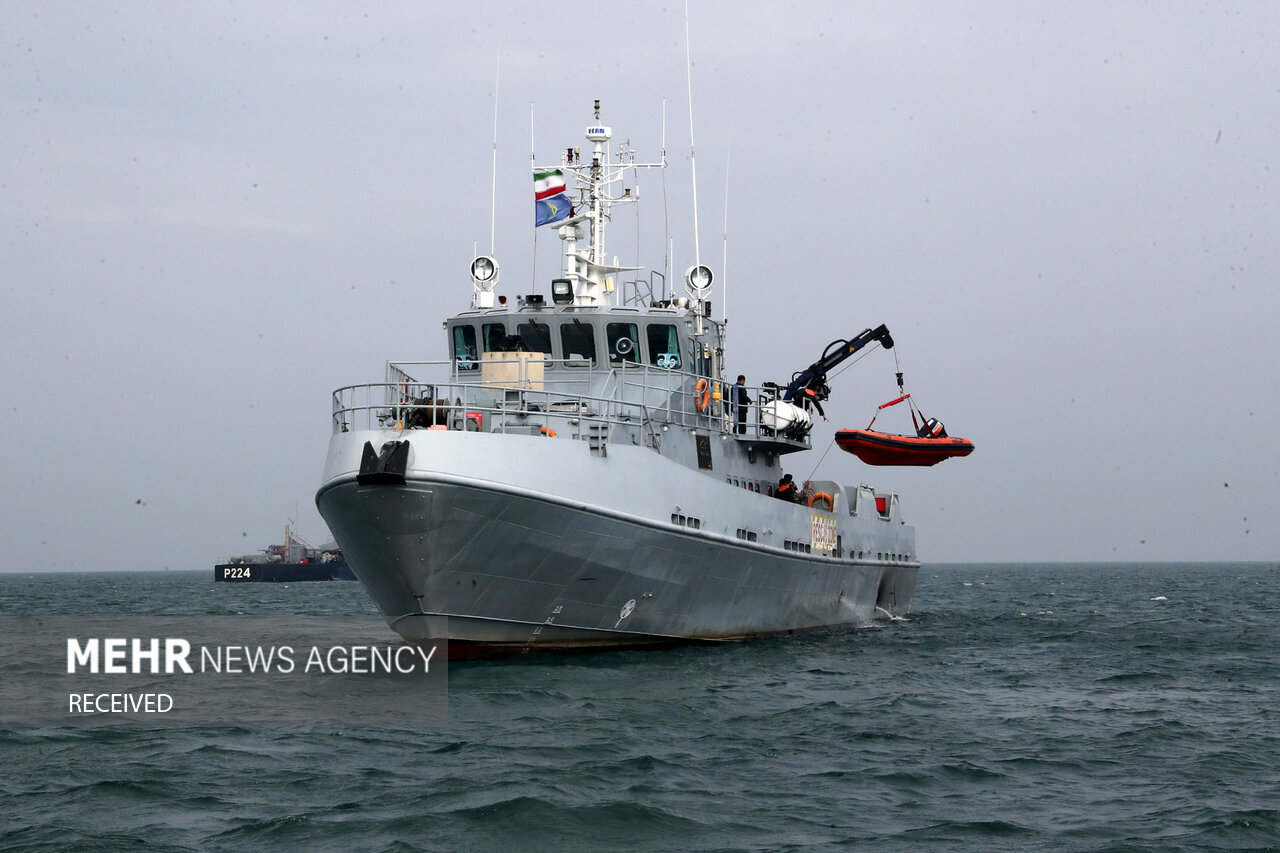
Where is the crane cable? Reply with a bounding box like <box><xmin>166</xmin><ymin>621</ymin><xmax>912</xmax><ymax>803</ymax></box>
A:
<box><xmin>805</xmin><ymin>436</ymin><xmax>837</xmax><ymax>484</ymax></box>
<box><xmin>808</xmin><ymin>340</ymin><xmax>889</xmax><ymax>482</ymax></box>
<box><xmin>808</xmin><ymin>340</ymin><xmax>910</xmax><ymax>481</ymax></box>
<box><xmin>824</xmin><ymin>341</ymin><xmax>880</xmax><ymax>383</ymax></box>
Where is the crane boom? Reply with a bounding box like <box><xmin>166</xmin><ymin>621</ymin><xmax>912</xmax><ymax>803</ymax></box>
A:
<box><xmin>781</xmin><ymin>324</ymin><xmax>894</xmax><ymax>402</ymax></box>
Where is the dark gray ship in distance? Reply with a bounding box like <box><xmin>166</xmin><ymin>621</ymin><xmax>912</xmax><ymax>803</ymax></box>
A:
<box><xmin>214</xmin><ymin>525</ymin><xmax>355</xmax><ymax>582</ymax></box>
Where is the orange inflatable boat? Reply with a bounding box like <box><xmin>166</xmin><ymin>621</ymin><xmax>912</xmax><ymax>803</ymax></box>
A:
<box><xmin>835</xmin><ymin>429</ymin><xmax>975</xmax><ymax>466</ymax></box>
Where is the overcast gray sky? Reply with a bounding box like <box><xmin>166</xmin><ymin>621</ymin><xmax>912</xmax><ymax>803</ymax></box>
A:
<box><xmin>3</xmin><ymin>2</ymin><xmax>1277</xmax><ymax>571</ymax></box>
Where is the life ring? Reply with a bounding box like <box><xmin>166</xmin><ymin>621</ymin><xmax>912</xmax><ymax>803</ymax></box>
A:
<box><xmin>540</xmin><ymin>426</ymin><xmax>557</xmax><ymax>437</ymax></box>
<box><xmin>694</xmin><ymin>378</ymin><xmax>710</xmax><ymax>412</ymax></box>
<box><xmin>808</xmin><ymin>491</ymin><xmax>835</xmax><ymax>511</ymax></box>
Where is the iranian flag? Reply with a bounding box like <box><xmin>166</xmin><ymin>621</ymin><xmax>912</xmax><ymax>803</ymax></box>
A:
<box><xmin>534</xmin><ymin>169</ymin><xmax>572</xmax><ymax>226</ymax></box>
<box><xmin>534</xmin><ymin>169</ymin><xmax>567</xmax><ymax>200</ymax></box>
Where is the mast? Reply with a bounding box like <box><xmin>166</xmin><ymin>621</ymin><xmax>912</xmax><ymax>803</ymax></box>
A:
<box><xmin>588</xmin><ymin>99</ymin><xmax>608</xmax><ymax>267</ymax></box>
<box><xmin>536</xmin><ymin>100</ymin><xmax>661</xmax><ymax>308</ymax></box>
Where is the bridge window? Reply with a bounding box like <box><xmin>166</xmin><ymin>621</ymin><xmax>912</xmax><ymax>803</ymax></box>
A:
<box><xmin>482</xmin><ymin>323</ymin><xmax>511</xmax><ymax>353</ymax></box>
<box><xmin>451</xmin><ymin>325</ymin><xmax>477</xmax><ymax>370</ymax></box>
<box><xmin>560</xmin><ymin>322</ymin><xmax>597</xmax><ymax>366</ymax></box>
<box><xmin>647</xmin><ymin>324</ymin><xmax>680</xmax><ymax>369</ymax></box>
<box><xmin>607</xmin><ymin>322</ymin><xmax>640</xmax><ymax>364</ymax></box>
<box><xmin>516</xmin><ymin>322</ymin><xmax>553</xmax><ymax>354</ymax></box>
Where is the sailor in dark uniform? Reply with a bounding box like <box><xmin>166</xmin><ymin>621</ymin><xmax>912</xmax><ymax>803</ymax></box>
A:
<box><xmin>733</xmin><ymin>375</ymin><xmax>750</xmax><ymax>434</ymax></box>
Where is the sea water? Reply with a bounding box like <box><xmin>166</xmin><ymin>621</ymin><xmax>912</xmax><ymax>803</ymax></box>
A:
<box><xmin>1</xmin><ymin>563</ymin><xmax>1277</xmax><ymax>851</ymax></box>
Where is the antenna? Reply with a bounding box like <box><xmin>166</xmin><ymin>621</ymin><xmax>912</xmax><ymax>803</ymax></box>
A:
<box><xmin>661</xmin><ymin>98</ymin><xmax>670</xmax><ymax>300</ymax></box>
<box><xmin>684</xmin><ymin>0</ymin><xmax>701</xmax><ymax>267</ymax></box>
<box><xmin>530</xmin><ymin>101</ymin><xmax>537</xmax><ymax>292</ymax></box>
<box><xmin>489</xmin><ymin>56</ymin><xmax>500</xmax><ymax>256</ymax></box>
<box><xmin>722</xmin><ymin>135</ymin><xmax>731</xmax><ymax>329</ymax></box>
<box><xmin>669</xmin><ymin>237</ymin><xmax>675</xmax><ymax>299</ymax></box>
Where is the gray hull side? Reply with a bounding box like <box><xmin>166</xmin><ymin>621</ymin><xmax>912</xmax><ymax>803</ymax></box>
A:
<box><xmin>317</xmin><ymin>477</ymin><xmax>918</xmax><ymax>650</ymax></box>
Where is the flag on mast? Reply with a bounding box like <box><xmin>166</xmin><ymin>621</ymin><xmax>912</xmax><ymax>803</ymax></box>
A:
<box><xmin>534</xmin><ymin>169</ymin><xmax>572</xmax><ymax>226</ymax></box>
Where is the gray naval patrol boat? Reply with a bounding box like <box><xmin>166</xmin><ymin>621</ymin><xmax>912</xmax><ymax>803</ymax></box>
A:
<box><xmin>316</xmin><ymin>103</ymin><xmax>919</xmax><ymax>655</ymax></box>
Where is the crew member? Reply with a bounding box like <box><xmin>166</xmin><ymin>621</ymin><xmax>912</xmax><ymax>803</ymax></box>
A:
<box><xmin>733</xmin><ymin>375</ymin><xmax>750</xmax><ymax>435</ymax></box>
<box><xmin>798</xmin><ymin>381</ymin><xmax>828</xmax><ymax>421</ymax></box>
<box><xmin>775</xmin><ymin>473</ymin><xmax>799</xmax><ymax>502</ymax></box>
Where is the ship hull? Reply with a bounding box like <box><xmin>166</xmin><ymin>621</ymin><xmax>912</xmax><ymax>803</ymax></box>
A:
<box><xmin>317</xmin><ymin>430</ymin><xmax>917</xmax><ymax>654</ymax></box>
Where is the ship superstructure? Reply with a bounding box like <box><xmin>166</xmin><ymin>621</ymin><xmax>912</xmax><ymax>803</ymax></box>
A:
<box><xmin>316</xmin><ymin>103</ymin><xmax>918</xmax><ymax>653</ymax></box>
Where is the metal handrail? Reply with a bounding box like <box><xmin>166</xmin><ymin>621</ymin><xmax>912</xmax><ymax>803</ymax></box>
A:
<box><xmin>331</xmin><ymin>355</ymin><xmax>807</xmax><ymax>449</ymax></box>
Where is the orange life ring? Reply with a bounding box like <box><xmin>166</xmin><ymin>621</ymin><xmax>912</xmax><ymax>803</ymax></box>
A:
<box><xmin>540</xmin><ymin>426</ymin><xmax>557</xmax><ymax>437</ymax></box>
<box><xmin>808</xmin><ymin>491</ymin><xmax>835</xmax><ymax>511</ymax></box>
<box><xmin>694</xmin><ymin>378</ymin><xmax>710</xmax><ymax>412</ymax></box>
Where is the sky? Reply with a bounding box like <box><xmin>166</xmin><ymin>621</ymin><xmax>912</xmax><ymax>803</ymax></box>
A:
<box><xmin>2</xmin><ymin>2</ymin><xmax>1277</xmax><ymax>571</ymax></box>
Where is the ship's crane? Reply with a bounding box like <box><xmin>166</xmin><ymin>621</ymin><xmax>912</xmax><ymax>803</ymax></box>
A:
<box><xmin>781</xmin><ymin>323</ymin><xmax>895</xmax><ymax>406</ymax></box>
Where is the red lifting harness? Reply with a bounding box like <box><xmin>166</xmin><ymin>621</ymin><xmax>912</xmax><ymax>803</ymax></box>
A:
<box><xmin>866</xmin><ymin>393</ymin><xmax>912</xmax><ymax>431</ymax></box>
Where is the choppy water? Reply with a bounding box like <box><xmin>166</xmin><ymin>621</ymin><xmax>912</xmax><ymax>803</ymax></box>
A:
<box><xmin>1</xmin><ymin>563</ymin><xmax>1278</xmax><ymax>851</ymax></box>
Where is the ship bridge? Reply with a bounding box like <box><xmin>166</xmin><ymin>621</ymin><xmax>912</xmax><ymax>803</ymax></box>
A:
<box><xmin>330</xmin><ymin>300</ymin><xmax>810</xmax><ymax>464</ymax></box>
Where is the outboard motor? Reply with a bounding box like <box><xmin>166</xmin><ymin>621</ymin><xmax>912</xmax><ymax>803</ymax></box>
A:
<box><xmin>919</xmin><ymin>417</ymin><xmax>948</xmax><ymax>438</ymax></box>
